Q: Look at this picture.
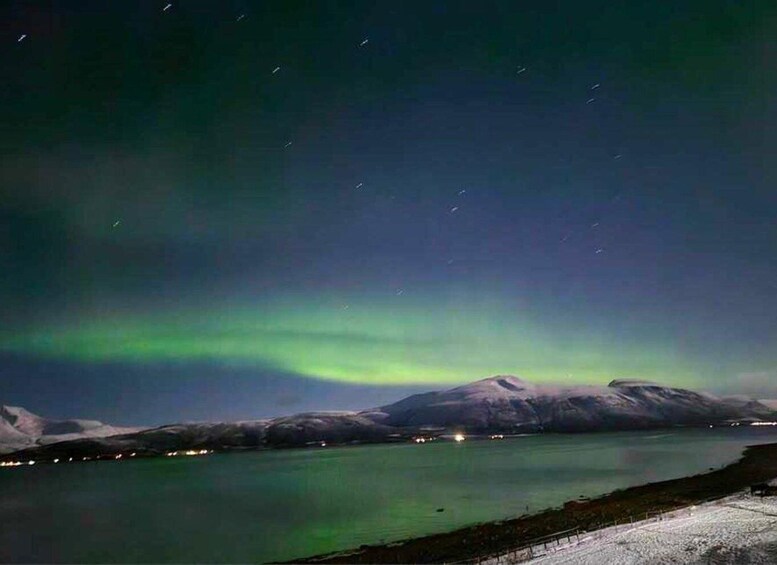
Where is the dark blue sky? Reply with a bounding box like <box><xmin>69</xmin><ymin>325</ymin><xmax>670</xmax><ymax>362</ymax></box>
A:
<box><xmin>1</xmin><ymin>1</ymin><xmax>776</xmax><ymax>425</ymax></box>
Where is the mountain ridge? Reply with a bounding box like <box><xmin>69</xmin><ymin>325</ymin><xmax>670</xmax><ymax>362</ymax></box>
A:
<box><xmin>0</xmin><ymin>405</ymin><xmax>143</xmax><ymax>454</ymax></box>
<box><xmin>2</xmin><ymin>376</ymin><xmax>776</xmax><ymax>459</ymax></box>
<box><xmin>366</xmin><ymin>376</ymin><xmax>773</xmax><ymax>433</ymax></box>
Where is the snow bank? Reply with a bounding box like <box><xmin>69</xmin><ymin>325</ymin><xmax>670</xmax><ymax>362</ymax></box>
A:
<box><xmin>487</xmin><ymin>492</ymin><xmax>777</xmax><ymax>564</ymax></box>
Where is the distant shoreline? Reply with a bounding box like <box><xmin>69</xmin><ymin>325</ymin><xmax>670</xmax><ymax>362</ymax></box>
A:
<box><xmin>285</xmin><ymin>442</ymin><xmax>777</xmax><ymax>564</ymax></box>
<box><xmin>0</xmin><ymin>424</ymin><xmax>764</xmax><ymax>465</ymax></box>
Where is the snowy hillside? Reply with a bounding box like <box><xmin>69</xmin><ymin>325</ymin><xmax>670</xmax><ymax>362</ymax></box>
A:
<box><xmin>0</xmin><ymin>405</ymin><xmax>142</xmax><ymax>454</ymax></box>
<box><xmin>365</xmin><ymin>376</ymin><xmax>777</xmax><ymax>432</ymax></box>
<box><xmin>2</xmin><ymin>376</ymin><xmax>776</xmax><ymax>459</ymax></box>
<box><xmin>758</xmin><ymin>399</ymin><xmax>777</xmax><ymax>411</ymax></box>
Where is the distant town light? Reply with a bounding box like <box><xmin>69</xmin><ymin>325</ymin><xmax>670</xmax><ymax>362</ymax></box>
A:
<box><xmin>454</xmin><ymin>433</ymin><xmax>466</xmax><ymax>442</ymax></box>
<box><xmin>166</xmin><ymin>449</ymin><xmax>211</xmax><ymax>458</ymax></box>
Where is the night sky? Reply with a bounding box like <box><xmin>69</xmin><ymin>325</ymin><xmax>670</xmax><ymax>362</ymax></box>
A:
<box><xmin>1</xmin><ymin>1</ymin><xmax>776</xmax><ymax>425</ymax></box>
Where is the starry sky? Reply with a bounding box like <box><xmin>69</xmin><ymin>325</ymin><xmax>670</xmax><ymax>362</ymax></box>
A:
<box><xmin>1</xmin><ymin>1</ymin><xmax>776</xmax><ymax>425</ymax></box>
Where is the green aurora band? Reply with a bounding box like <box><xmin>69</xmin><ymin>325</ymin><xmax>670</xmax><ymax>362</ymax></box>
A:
<box><xmin>1</xmin><ymin>292</ymin><xmax>712</xmax><ymax>387</ymax></box>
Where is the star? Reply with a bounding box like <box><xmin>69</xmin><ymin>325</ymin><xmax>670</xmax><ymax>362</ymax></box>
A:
<box><xmin>272</xmin><ymin>66</ymin><xmax>281</xmax><ymax>74</ymax></box>
<box><xmin>613</xmin><ymin>154</ymin><xmax>622</xmax><ymax>160</ymax></box>
<box><xmin>595</xmin><ymin>248</ymin><xmax>605</xmax><ymax>254</ymax></box>
<box><xmin>395</xmin><ymin>289</ymin><xmax>404</xmax><ymax>296</ymax></box>
<box><xmin>236</xmin><ymin>14</ymin><xmax>246</xmax><ymax>21</ymax></box>
<box><xmin>586</xmin><ymin>98</ymin><xmax>596</xmax><ymax>104</ymax></box>
<box><xmin>163</xmin><ymin>3</ymin><xmax>172</xmax><ymax>12</ymax></box>
<box><xmin>517</xmin><ymin>66</ymin><xmax>527</xmax><ymax>74</ymax></box>
<box><xmin>591</xmin><ymin>222</ymin><xmax>599</xmax><ymax>228</ymax></box>
<box><xmin>450</xmin><ymin>206</ymin><xmax>459</xmax><ymax>213</ymax></box>
<box><xmin>355</xmin><ymin>182</ymin><xmax>363</xmax><ymax>189</ymax></box>
<box><xmin>458</xmin><ymin>189</ymin><xmax>466</xmax><ymax>195</ymax></box>
<box><xmin>112</xmin><ymin>220</ymin><xmax>121</xmax><ymax>228</ymax></box>
<box><xmin>284</xmin><ymin>141</ymin><xmax>293</xmax><ymax>148</ymax></box>
<box><xmin>17</xmin><ymin>34</ymin><xmax>27</xmax><ymax>43</ymax></box>
<box><xmin>591</xmin><ymin>83</ymin><xmax>600</xmax><ymax>90</ymax></box>
<box><xmin>359</xmin><ymin>38</ymin><xmax>369</xmax><ymax>47</ymax></box>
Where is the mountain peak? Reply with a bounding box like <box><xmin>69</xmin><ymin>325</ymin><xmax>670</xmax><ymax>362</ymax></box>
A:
<box><xmin>425</xmin><ymin>375</ymin><xmax>539</xmax><ymax>403</ymax></box>
<box><xmin>608</xmin><ymin>379</ymin><xmax>665</xmax><ymax>388</ymax></box>
<box><xmin>0</xmin><ymin>405</ymin><xmax>41</xmax><ymax>424</ymax></box>
<box><xmin>473</xmin><ymin>375</ymin><xmax>529</xmax><ymax>389</ymax></box>
<box><xmin>1</xmin><ymin>405</ymin><xmax>47</xmax><ymax>436</ymax></box>
<box><xmin>0</xmin><ymin>405</ymin><xmax>142</xmax><ymax>454</ymax></box>
<box><xmin>373</xmin><ymin>375</ymin><xmax>777</xmax><ymax>434</ymax></box>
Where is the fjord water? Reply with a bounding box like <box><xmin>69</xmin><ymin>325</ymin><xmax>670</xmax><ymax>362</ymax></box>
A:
<box><xmin>2</xmin><ymin>428</ymin><xmax>776</xmax><ymax>563</ymax></box>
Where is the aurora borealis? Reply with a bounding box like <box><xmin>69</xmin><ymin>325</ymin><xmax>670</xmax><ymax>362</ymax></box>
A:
<box><xmin>1</xmin><ymin>1</ymin><xmax>776</xmax><ymax>423</ymax></box>
<box><xmin>5</xmin><ymin>293</ymin><xmax>704</xmax><ymax>386</ymax></box>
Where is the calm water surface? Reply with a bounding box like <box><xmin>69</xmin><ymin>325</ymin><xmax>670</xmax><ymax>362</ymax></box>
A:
<box><xmin>2</xmin><ymin>428</ymin><xmax>777</xmax><ymax>563</ymax></box>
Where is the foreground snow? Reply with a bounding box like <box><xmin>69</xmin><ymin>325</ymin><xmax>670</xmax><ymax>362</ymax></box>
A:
<box><xmin>501</xmin><ymin>492</ymin><xmax>777</xmax><ymax>564</ymax></box>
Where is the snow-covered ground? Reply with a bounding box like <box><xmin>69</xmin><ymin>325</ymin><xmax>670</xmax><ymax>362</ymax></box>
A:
<box><xmin>496</xmin><ymin>493</ymin><xmax>777</xmax><ymax>564</ymax></box>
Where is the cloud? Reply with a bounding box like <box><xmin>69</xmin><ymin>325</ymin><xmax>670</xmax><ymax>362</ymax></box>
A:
<box><xmin>728</xmin><ymin>371</ymin><xmax>777</xmax><ymax>398</ymax></box>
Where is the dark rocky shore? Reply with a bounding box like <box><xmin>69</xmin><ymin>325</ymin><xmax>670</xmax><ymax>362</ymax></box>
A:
<box><xmin>286</xmin><ymin>442</ymin><xmax>777</xmax><ymax>564</ymax></box>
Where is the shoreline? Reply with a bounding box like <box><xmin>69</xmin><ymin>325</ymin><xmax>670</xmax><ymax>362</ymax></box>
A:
<box><xmin>285</xmin><ymin>441</ymin><xmax>777</xmax><ymax>564</ymax></box>
<box><xmin>0</xmin><ymin>425</ymin><xmax>754</xmax><ymax>466</ymax></box>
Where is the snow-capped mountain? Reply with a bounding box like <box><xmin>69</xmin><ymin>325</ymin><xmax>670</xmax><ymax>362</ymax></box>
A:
<box><xmin>2</xmin><ymin>376</ymin><xmax>776</xmax><ymax>459</ymax></box>
<box><xmin>758</xmin><ymin>399</ymin><xmax>777</xmax><ymax>411</ymax></box>
<box><xmin>365</xmin><ymin>376</ymin><xmax>777</xmax><ymax>432</ymax></box>
<box><xmin>0</xmin><ymin>405</ymin><xmax>142</xmax><ymax>454</ymax></box>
